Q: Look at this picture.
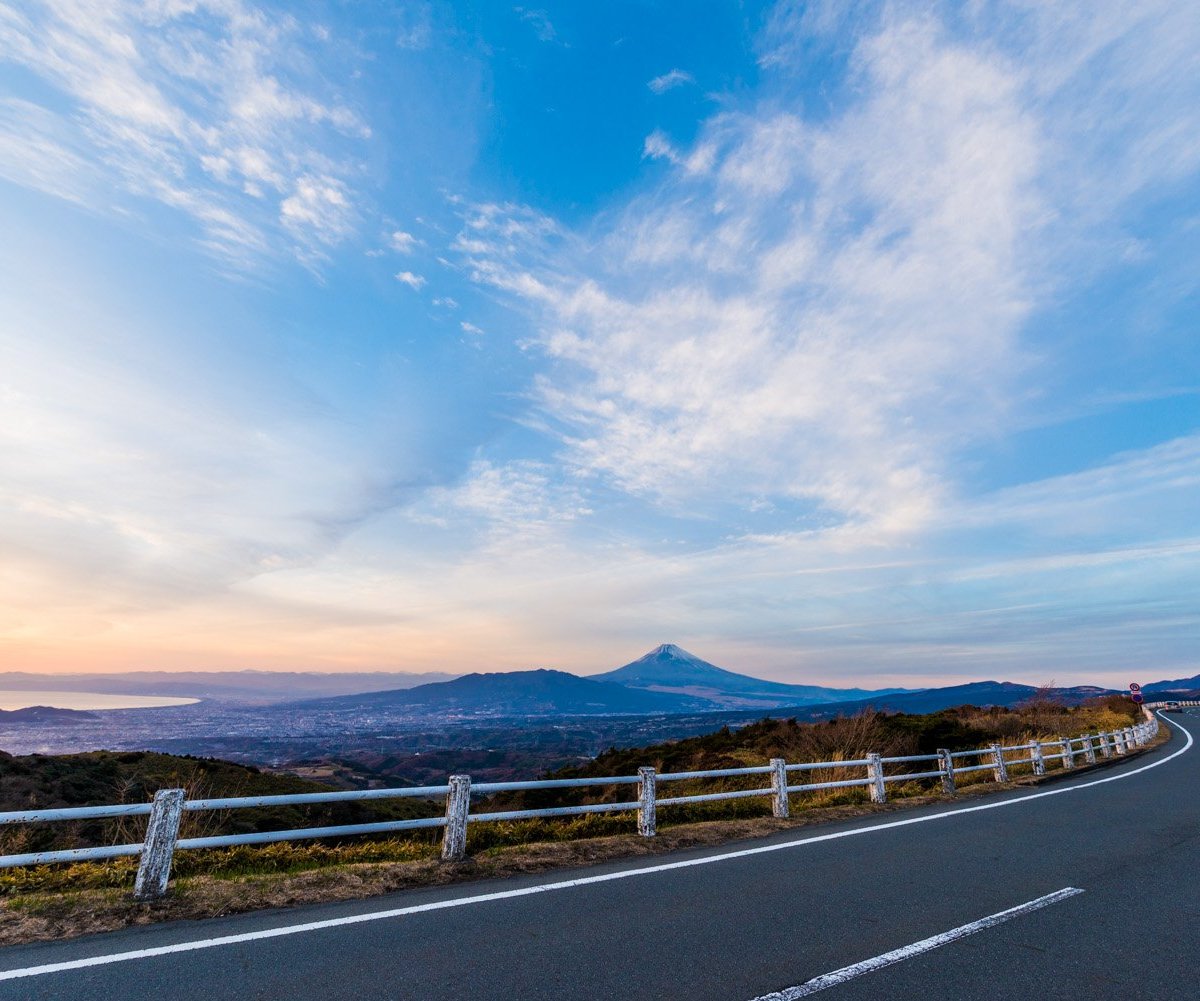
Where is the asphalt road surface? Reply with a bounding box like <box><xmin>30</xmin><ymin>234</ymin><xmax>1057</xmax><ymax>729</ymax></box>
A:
<box><xmin>1</xmin><ymin>710</ymin><xmax>1194</xmax><ymax>1001</ymax></box>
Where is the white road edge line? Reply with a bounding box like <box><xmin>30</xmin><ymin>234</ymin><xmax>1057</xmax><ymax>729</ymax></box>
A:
<box><xmin>0</xmin><ymin>713</ymin><xmax>1188</xmax><ymax>983</ymax></box>
<box><xmin>747</xmin><ymin>886</ymin><xmax>1086</xmax><ymax>1000</ymax></box>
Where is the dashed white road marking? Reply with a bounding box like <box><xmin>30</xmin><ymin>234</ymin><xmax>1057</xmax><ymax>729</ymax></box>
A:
<box><xmin>747</xmin><ymin>887</ymin><xmax>1085</xmax><ymax>999</ymax></box>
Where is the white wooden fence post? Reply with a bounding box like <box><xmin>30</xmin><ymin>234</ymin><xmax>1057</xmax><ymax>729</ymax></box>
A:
<box><xmin>1099</xmin><ymin>731</ymin><xmax>1112</xmax><ymax>758</ymax></box>
<box><xmin>441</xmin><ymin>775</ymin><xmax>471</xmax><ymax>861</ymax></box>
<box><xmin>937</xmin><ymin>749</ymin><xmax>956</xmax><ymax>795</ymax></box>
<box><xmin>770</xmin><ymin>758</ymin><xmax>790</xmax><ymax>819</ymax></box>
<box><xmin>1030</xmin><ymin>741</ymin><xmax>1045</xmax><ymax>777</ymax></box>
<box><xmin>866</xmin><ymin>753</ymin><xmax>886</xmax><ymax>804</ymax></box>
<box><xmin>638</xmin><ymin>766</ymin><xmax>657</xmax><ymax>837</ymax></box>
<box><xmin>133</xmin><ymin>788</ymin><xmax>185</xmax><ymax>901</ymax></box>
<box><xmin>1114</xmin><ymin>729</ymin><xmax>1128</xmax><ymax>755</ymax></box>
<box><xmin>990</xmin><ymin>743</ymin><xmax>1008</xmax><ymax>783</ymax></box>
<box><xmin>1061</xmin><ymin>739</ymin><xmax>1076</xmax><ymax>770</ymax></box>
<box><xmin>1125</xmin><ymin>726</ymin><xmax>1136</xmax><ymax>749</ymax></box>
<box><xmin>1082</xmin><ymin>735</ymin><xmax>1097</xmax><ymax>765</ymax></box>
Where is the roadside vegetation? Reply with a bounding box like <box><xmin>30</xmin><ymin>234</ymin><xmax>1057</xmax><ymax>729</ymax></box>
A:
<box><xmin>0</xmin><ymin>696</ymin><xmax>1147</xmax><ymax>908</ymax></box>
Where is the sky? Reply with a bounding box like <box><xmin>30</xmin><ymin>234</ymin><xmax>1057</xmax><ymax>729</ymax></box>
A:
<box><xmin>0</xmin><ymin>0</ymin><xmax>1197</xmax><ymax>688</ymax></box>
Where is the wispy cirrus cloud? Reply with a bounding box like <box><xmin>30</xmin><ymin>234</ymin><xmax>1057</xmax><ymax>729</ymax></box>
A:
<box><xmin>2</xmin><ymin>0</ymin><xmax>1197</xmax><ymax>683</ymax></box>
<box><xmin>460</xmin><ymin>15</ymin><xmax>1042</xmax><ymax>532</ymax></box>
<box><xmin>648</xmin><ymin>69</ymin><xmax>695</xmax><ymax>94</ymax></box>
<box><xmin>0</xmin><ymin>0</ymin><xmax>370</xmax><ymax>267</ymax></box>
<box><xmin>251</xmin><ymin>430</ymin><xmax>1200</xmax><ymax>684</ymax></box>
<box><xmin>454</xmin><ymin>1</ymin><xmax>1200</xmax><ymax>541</ymax></box>
<box><xmin>514</xmin><ymin>8</ymin><xmax>556</xmax><ymax>43</ymax></box>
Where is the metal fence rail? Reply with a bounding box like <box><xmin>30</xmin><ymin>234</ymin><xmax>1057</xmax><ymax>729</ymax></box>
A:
<box><xmin>0</xmin><ymin>712</ymin><xmax>1162</xmax><ymax>901</ymax></box>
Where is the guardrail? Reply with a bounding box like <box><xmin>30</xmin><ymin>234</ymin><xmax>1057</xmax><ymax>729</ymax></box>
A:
<box><xmin>0</xmin><ymin>714</ymin><xmax>1160</xmax><ymax>901</ymax></box>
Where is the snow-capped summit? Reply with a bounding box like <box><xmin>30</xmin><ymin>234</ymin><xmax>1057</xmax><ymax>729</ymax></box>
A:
<box><xmin>591</xmin><ymin>644</ymin><xmax>911</xmax><ymax>708</ymax></box>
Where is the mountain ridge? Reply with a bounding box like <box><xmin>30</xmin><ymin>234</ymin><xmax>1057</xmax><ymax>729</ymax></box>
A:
<box><xmin>296</xmin><ymin>668</ymin><xmax>714</xmax><ymax>716</ymax></box>
<box><xmin>590</xmin><ymin>643</ymin><xmax>914</xmax><ymax>708</ymax></box>
<box><xmin>294</xmin><ymin>645</ymin><xmax>924</xmax><ymax>718</ymax></box>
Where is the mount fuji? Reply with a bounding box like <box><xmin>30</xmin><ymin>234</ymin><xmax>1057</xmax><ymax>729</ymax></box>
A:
<box><xmin>590</xmin><ymin>644</ymin><xmax>914</xmax><ymax>709</ymax></box>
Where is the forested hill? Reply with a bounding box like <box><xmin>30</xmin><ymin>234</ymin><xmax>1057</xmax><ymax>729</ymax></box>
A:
<box><xmin>0</xmin><ymin>750</ymin><xmax>434</xmax><ymax>856</ymax></box>
<box><xmin>0</xmin><ymin>750</ymin><xmax>322</xmax><ymax>812</ymax></box>
<box><xmin>545</xmin><ymin>698</ymin><xmax>1144</xmax><ymax>782</ymax></box>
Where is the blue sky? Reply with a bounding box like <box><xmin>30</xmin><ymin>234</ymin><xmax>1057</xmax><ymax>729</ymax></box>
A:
<box><xmin>0</xmin><ymin>0</ymin><xmax>1197</xmax><ymax>687</ymax></box>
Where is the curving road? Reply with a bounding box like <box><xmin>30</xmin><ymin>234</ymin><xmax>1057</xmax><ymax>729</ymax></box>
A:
<box><xmin>1</xmin><ymin>711</ymin><xmax>1195</xmax><ymax>1001</ymax></box>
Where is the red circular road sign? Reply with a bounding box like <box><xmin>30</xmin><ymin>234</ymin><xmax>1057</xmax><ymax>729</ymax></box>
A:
<box><xmin>1131</xmin><ymin>692</ymin><xmax>1145</xmax><ymax>704</ymax></box>
<box><xmin>1129</xmin><ymin>682</ymin><xmax>1142</xmax><ymax>692</ymax></box>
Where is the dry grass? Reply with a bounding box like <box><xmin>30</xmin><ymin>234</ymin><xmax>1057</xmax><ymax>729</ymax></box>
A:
<box><xmin>0</xmin><ymin>729</ymin><xmax>1164</xmax><ymax>948</ymax></box>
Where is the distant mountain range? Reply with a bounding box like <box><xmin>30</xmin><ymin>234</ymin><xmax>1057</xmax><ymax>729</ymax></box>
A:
<box><xmin>9</xmin><ymin>649</ymin><xmax>1194</xmax><ymax>724</ymax></box>
<box><xmin>292</xmin><ymin>645</ymin><xmax>1186</xmax><ymax>721</ymax></box>
<box><xmin>788</xmin><ymin>681</ymin><xmax>1118</xmax><ymax>720</ymax></box>
<box><xmin>1143</xmin><ymin>675</ymin><xmax>1200</xmax><ymax>697</ymax></box>
<box><xmin>0</xmin><ymin>670</ymin><xmax>457</xmax><ymax>704</ymax></box>
<box><xmin>0</xmin><ymin>706</ymin><xmax>97</xmax><ymax>725</ymax></box>
<box><xmin>297</xmin><ymin>644</ymin><xmax>920</xmax><ymax>718</ymax></box>
<box><xmin>302</xmin><ymin>668</ymin><xmax>715</xmax><ymax>716</ymax></box>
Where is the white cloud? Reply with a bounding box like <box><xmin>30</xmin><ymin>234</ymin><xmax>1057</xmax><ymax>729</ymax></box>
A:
<box><xmin>396</xmin><ymin>4</ymin><xmax>434</xmax><ymax>50</ymax></box>
<box><xmin>0</xmin><ymin>0</ymin><xmax>371</xmax><ymax>267</ymax></box>
<box><xmin>648</xmin><ymin>69</ymin><xmax>695</xmax><ymax>94</ymax></box>
<box><xmin>456</xmin><ymin>1</ymin><xmax>1200</xmax><ymax>542</ymax></box>
<box><xmin>408</xmin><ymin>460</ymin><xmax>590</xmax><ymax>549</ymax></box>
<box><xmin>394</xmin><ymin>270</ymin><xmax>426</xmax><ymax>290</ymax></box>
<box><xmin>280</xmin><ymin>176</ymin><xmax>355</xmax><ymax>245</ymax></box>
<box><xmin>0</xmin><ymin>98</ymin><xmax>92</xmax><ymax>204</ymax></box>
<box><xmin>515</xmin><ymin>8</ymin><xmax>557</xmax><ymax>43</ymax></box>
<box><xmin>641</xmin><ymin>129</ymin><xmax>679</xmax><ymax>164</ymax></box>
<box><xmin>274</xmin><ymin>432</ymin><xmax>1200</xmax><ymax>685</ymax></box>
<box><xmin>460</xmin><ymin>321</ymin><xmax>484</xmax><ymax>335</ymax></box>
<box><xmin>433</xmin><ymin>297</ymin><xmax>459</xmax><ymax>308</ymax></box>
<box><xmin>389</xmin><ymin>230</ymin><xmax>419</xmax><ymax>253</ymax></box>
<box><xmin>462</xmin><ymin>16</ymin><xmax>1041</xmax><ymax>533</ymax></box>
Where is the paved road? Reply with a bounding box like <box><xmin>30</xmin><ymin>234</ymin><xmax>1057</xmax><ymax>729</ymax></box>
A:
<box><xmin>1</xmin><ymin>711</ymin><xmax>1195</xmax><ymax>1001</ymax></box>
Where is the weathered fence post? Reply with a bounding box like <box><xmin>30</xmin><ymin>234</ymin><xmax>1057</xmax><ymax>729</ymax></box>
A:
<box><xmin>1061</xmin><ymin>739</ymin><xmax>1076</xmax><ymax>770</ymax></box>
<box><xmin>770</xmin><ymin>758</ymin><xmax>790</xmax><ymax>819</ymax></box>
<box><xmin>133</xmin><ymin>788</ymin><xmax>185</xmax><ymax>901</ymax></box>
<box><xmin>866</xmin><ymin>753</ymin><xmax>886</xmax><ymax>804</ymax></box>
<box><xmin>1125</xmin><ymin>726</ymin><xmax>1137</xmax><ymax>749</ymax></box>
<box><xmin>1114</xmin><ymin>729</ymin><xmax>1128</xmax><ymax>755</ymax></box>
<box><xmin>937</xmin><ymin>748</ymin><xmax>956</xmax><ymax>795</ymax></box>
<box><xmin>441</xmin><ymin>774</ymin><xmax>471</xmax><ymax>861</ymax></box>
<box><xmin>638</xmin><ymin>766</ymin><xmax>657</xmax><ymax>837</ymax></box>
<box><xmin>1030</xmin><ymin>741</ymin><xmax>1045</xmax><ymax>777</ymax></box>
<box><xmin>990</xmin><ymin>743</ymin><xmax>1008</xmax><ymax>783</ymax></box>
<box><xmin>1098</xmin><ymin>731</ymin><xmax>1112</xmax><ymax>758</ymax></box>
<box><xmin>1082</xmin><ymin>735</ymin><xmax>1097</xmax><ymax>765</ymax></box>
